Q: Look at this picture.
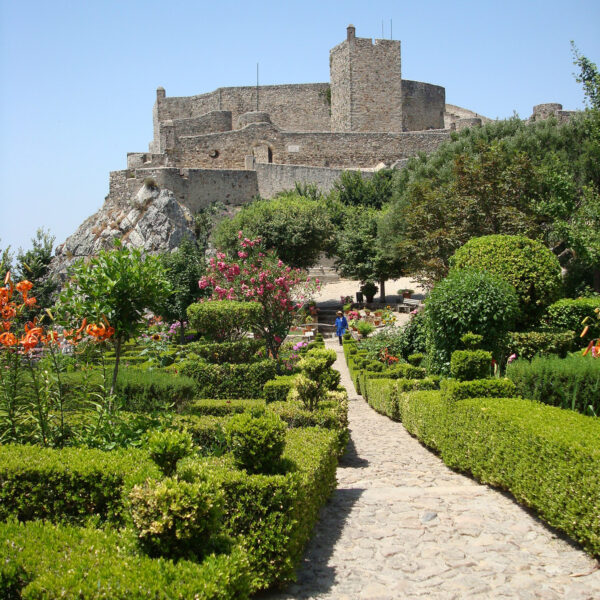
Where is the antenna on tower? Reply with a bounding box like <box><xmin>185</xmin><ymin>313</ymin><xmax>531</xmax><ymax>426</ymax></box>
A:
<box><xmin>381</xmin><ymin>20</ymin><xmax>384</xmax><ymax>38</ymax></box>
<box><xmin>256</xmin><ymin>63</ymin><xmax>259</xmax><ymax>111</ymax></box>
<box><xmin>390</xmin><ymin>19</ymin><xmax>393</xmax><ymax>39</ymax></box>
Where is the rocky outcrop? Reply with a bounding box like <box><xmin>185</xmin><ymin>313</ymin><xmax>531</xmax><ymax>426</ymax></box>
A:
<box><xmin>52</xmin><ymin>183</ymin><xmax>195</xmax><ymax>274</ymax></box>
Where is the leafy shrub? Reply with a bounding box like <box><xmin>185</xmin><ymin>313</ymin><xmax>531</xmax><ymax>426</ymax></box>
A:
<box><xmin>450</xmin><ymin>235</ymin><xmax>562</xmax><ymax>327</ymax></box>
<box><xmin>171</xmin><ymin>414</ymin><xmax>228</xmax><ymax>454</ymax></box>
<box><xmin>460</xmin><ymin>332</ymin><xmax>483</xmax><ymax>349</ymax></box>
<box><xmin>544</xmin><ymin>297</ymin><xmax>600</xmax><ymax>348</ymax></box>
<box><xmin>0</xmin><ymin>445</ymin><xmax>160</xmax><ymax>524</ymax></box>
<box><xmin>507</xmin><ymin>329</ymin><xmax>575</xmax><ymax>360</ymax></box>
<box><xmin>440</xmin><ymin>378</ymin><xmax>517</xmax><ymax>401</ymax></box>
<box><xmin>388</xmin><ymin>363</ymin><xmax>427</xmax><ymax>379</ymax></box>
<box><xmin>0</xmin><ymin>520</ymin><xmax>251</xmax><ymax>599</ymax></box>
<box><xmin>187</xmin><ymin>301</ymin><xmax>262</xmax><ymax>342</ymax></box>
<box><xmin>130</xmin><ymin>476</ymin><xmax>224</xmax><ymax>558</ymax></box>
<box><xmin>294</xmin><ymin>374</ymin><xmax>323</xmax><ymax>412</ymax></box>
<box><xmin>183</xmin><ymin>399</ymin><xmax>265</xmax><ymax>416</ymax></box>
<box><xmin>147</xmin><ymin>429</ymin><xmax>194</xmax><ymax>476</ymax></box>
<box><xmin>264</xmin><ymin>375</ymin><xmax>297</xmax><ymax>403</ymax></box>
<box><xmin>356</xmin><ymin>320</ymin><xmax>375</xmax><ymax>337</ymax></box>
<box><xmin>407</xmin><ymin>353</ymin><xmax>425</xmax><ymax>366</ymax></box>
<box><xmin>178</xmin><ymin>427</ymin><xmax>340</xmax><ymax>591</ymax></box>
<box><xmin>181</xmin><ymin>359</ymin><xmax>277</xmax><ymax>398</ymax></box>
<box><xmin>61</xmin><ymin>367</ymin><xmax>197</xmax><ymax>412</ymax></box>
<box><xmin>187</xmin><ymin>339</ymin><xmax>265</xmax><ymax>363</ymax></box>
<box><xmin>397</xmin><ymin>312</ymin><xmax>428</xmax><ymax>359</ymax></box>
<box><xmin>224</xmin><ymin>413</ymin><xmax>286</xmax><ymax>473</ymax></box>
<box><xmin>450</xmin><ymin>349</ymin><xmax>492</xmax><ymax>381</ymax></box>
<box><xmin>506</xmin><ymin>354</ymin><xmax>600</xmax><ymax>415</ymax></box>
<box><xmin>268</xmin><ymin>393</ymin><xmax>349</xmax><ymax>453</ymax></box>
<box><xmin>425</xmin><ymin>269</ymin><xmax>519</xmax><ymax>373</ymax></box>
<box><xmin>357</xmin><ymin>327</ymin><xmax>404</xmax><ymax>361</ymax></box>
<box><xmin>295</xmin><ymin>349</ymin><xmax>339</xmax><ymax>410</ymax></box>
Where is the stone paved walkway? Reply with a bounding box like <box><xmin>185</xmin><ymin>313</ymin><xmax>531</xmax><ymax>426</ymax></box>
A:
<box><xmin>266</xmin><ymin>340</ymin><xmax>600</xmax><ymax>599</ymax></box>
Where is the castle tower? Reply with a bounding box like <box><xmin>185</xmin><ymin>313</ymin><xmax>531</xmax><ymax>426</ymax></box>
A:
<box><xmin>329</xmin><ymin>25</ymin><xmax>402</xmax><ymax>132</ymax></box>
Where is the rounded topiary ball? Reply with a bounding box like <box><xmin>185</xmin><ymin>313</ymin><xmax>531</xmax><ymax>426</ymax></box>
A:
<box><xmin>425</xmin><ymin>268</ymin><xmax>519</xmax><ymax>373</ymax></box>
<box><xmin>449</xmin><ymin>235</ymin><xmax>562</xmax><ymax>328</ymax></box>
<box><xmin>224</xmin><ymin>412</ymin><xmax>286</xmax><ymax>473</ymax></box>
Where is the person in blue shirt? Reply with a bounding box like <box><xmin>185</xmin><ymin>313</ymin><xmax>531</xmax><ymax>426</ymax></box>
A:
<box><xmin>335</xmin><ymin>310</ymin><xmax>349</xmax><ymax>346</ymax></box>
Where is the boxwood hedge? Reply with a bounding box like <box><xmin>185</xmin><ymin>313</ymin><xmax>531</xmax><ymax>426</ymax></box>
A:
<box><xmin>0</xmin><ymin>445</ymin><xmax>160</xmax><ymax>525</ymax></box>
<box><xmin>0</xmin><ymin>520</ymin><xmax>251</xmax><ymax>599</ymax></box>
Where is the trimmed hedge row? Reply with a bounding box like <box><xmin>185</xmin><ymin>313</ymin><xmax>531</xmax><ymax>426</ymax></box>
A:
<box><xmin>440</xmin><ymin>378</ymin><xmax>517</xmax><ymax>402</ymax></box>
<box><xmin>61</xmin><ymin>367</ymin><xmax>197</xmax><ymax>412</ymax></box>
<box><xmin>181</xmin><ymin>359</ymin><xmax>278</xmax><ymax>398</ymax></box>
<box><xmin>0</xmin><ymin>445</ymin><xmax>160</xmax><ymax>525</ymax></box>
<box><xmin>362</xmin><ymin>377</ymin><xmax>441</xmax><ymax>420</ymax></box>
<box><xmin>182</xmin><ymin>398</ymin><xmax>266</xmax><ymax>416</ymax></box>
<box><xmin>0</xmin><ymin>520</ymin><xmax>251</xmax><ymax>599</ymax></box>
<box><xmin>360</xmin><ymin>382</ymin><xmax>600</xmax><ymax>557</ymax></box>
<box><xmin>507</xmin><ymin>329</ymin><xmax>575</xmax><ymax>361</ymax></box>
<box><xmin>264</xmin><ymin>375</ymin><xmax>298</xmax><ymax>404</ymax></box>
<box><xmin>186</xmin><ymin>339</ymin><xmax>265</xmax><ymax>364</ymax></box>
<box><xmin>178</xmin><ymin>426</ymin><xmax>340</xmax><ymax>591</ymax></box>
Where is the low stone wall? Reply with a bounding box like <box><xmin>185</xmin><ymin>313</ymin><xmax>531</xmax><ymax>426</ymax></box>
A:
<box><xmin>255</xmin><ymin>163</ymin><xmax>349</xmax><ymax>198</ymax></box>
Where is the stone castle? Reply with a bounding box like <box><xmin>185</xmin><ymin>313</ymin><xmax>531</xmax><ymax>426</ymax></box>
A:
<box><xmin>54</xmin><ymin>26</ymin><xmax>570</xmax><ymax>269</ymax></box>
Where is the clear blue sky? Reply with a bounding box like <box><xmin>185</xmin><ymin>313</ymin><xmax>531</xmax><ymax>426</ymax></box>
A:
<box><xmin>1</xmin><ymin>0</ymin><xmax>598</xmax><ymax>254</ymax></box>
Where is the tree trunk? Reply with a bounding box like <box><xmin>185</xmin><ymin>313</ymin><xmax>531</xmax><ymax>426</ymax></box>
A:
<box><xmin>110</xmin><ymin>337</ymin><xmax>123</xmax><ymax>397</ymax></box>
<box><xmin>179</xmin><ymin>323</ymin><xmax>186</xmax><ymax>345</ymax></box>
<box><xmin>379</xmin><ymin>279</ymin><xmax>386</xmax><ymax>303</ymax></box>
<box><xmin>594</xmin><ymin>268</ymin><xmax>600</xmax><ymax>294</ymax></box>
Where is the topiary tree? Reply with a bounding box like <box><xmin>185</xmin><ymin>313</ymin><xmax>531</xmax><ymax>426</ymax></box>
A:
<box><xmin>186</xmin><ymin>300</ymin><xmax>262</xmax><ymax>342</ymax></box>
<box><xmin>449</xmin><ymin>235</ymin><xmax>562</xmax><ymax>328</ymax></box>
<box><xmin>425</xmin><ymin>269</ymin><xmax>520</xmax><ymax>374</ymax></box>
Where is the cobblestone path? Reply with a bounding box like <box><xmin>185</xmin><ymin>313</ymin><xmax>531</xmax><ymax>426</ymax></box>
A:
<box><xmin>266</xmin><ymin>340</ymin><xmax>600</xmax><ymax>599</ymax></box>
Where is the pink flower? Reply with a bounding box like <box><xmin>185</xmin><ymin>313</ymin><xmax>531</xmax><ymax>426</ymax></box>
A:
<box><xmin>274</xmin><ymin>335</ymin><xmax>282</xmax><ymax>343</ymax></box>
<box><xmin>238</xmin><ymin>251</ymin><xmax>248</xmax><ymax>259</ymax></box>
<box><xmin>507</xmin><ymin>353</ymin><xmax>517</xmax><ymax>364</ymax></box>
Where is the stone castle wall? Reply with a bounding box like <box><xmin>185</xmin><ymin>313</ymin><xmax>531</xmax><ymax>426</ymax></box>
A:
<box><xmin>171</xmin><ymin>124</ymin><xmax>449</xmax><ymax>169</ymax></box>
<box><xmin>401</xmin><ymin>80</ymin><xmax>445</xmax><ymax>131</ymax></box>
<box><xmin>109</xmin><ymin>162</ymin><xmax>374</xmax><ymax>213</ymax></box>
<box><xmin>152</xmin><ymin>83</ymin><xmax>332</xmax><ymax>147</ymax></box>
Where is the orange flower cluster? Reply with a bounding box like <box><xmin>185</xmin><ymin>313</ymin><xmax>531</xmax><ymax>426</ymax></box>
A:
<box><xmin>380</xmin><ymin>347</ymin><xmax>399</xmax><ymax>366</ymax></box>
<box><xmin>86</xmin><ymin>322</ymin><xmax>115</xmax><ymax>341</ymax></box>
<box><xmin>1</xmin><ymin>272</ymin><xmax>114</xmax><ymax>353</ymax></box>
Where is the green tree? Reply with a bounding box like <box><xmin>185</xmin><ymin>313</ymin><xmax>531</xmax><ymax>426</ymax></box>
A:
<box><xmin>335</xmin><ymin>206</ymin><xmax>401</xmax><ymax>301</ymax></box>
<box><xmin>213</xmin><ymin>194</ymin><xmax>333</xmax><ymax>269</ymax></box>
<box><xmin>333</xmin><ymin>169</ymin><xmax>394</xmax><ymax>209</ymax></box>
<box><xmin>57</xmin><ymin>242</ymin><xmax>171</xmax><ymax>393</ymax></box>
<box><xmin>381</xmin><ymin>142</ymin><xmax>544</xmax><ymax>286</ymax></box>
<box><xmin>14</xmin><ymin>229</ymin><xmax>59</xmax><ymax>320</ymax></box>
<box><xmin>572</xmin><ymin>42</ymin><xmax>600</xmax><ymax>110</ymax></box>
<box><xmin>159</xmin><ymin>237</ymin><xmax>206</xmax><ymax>343</ymax></box>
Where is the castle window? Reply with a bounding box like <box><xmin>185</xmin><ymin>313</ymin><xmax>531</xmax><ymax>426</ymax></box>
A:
<box><xmin>209</xmin><ymin>149</ymin><xmax>219</xmax><ymax>158</ymax></box>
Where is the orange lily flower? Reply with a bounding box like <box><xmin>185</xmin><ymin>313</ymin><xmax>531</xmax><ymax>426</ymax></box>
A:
<box><xmin>583</xmin><ymin>340</ymin><xmax>594</xmax><ymax>356</ymax></box>
<box><xmin>19</xmin><ymin>331</ymin><xmax>41</xmax><ymax>353</ymax></box>
<box><xmin>1</xmin><ymin>305</ymin><xmax>16</xmax><ymax>320</ymax></box>
<box><xmin>0</xmin><ymin>332</ymin><xmax>17</xmax><ymax>346</ymax></box>
<box><xmin>2</xmin><ymin>321</ymin><xmax>11</xmax><ymax>331</ymax></box>
<box><xmin>581</xmin><ymin>325</ymin><xmax>590</xmax><ymax>338</ymax></box>
<box><xmin>15</xmin><ymin>280</ymin><xmax>33</xmax><ymax>294</ymax></box>
<box><xmin>24</xmin><ymin>296</ymin><xmax>37</xmax><ymax>307</ymax></box>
